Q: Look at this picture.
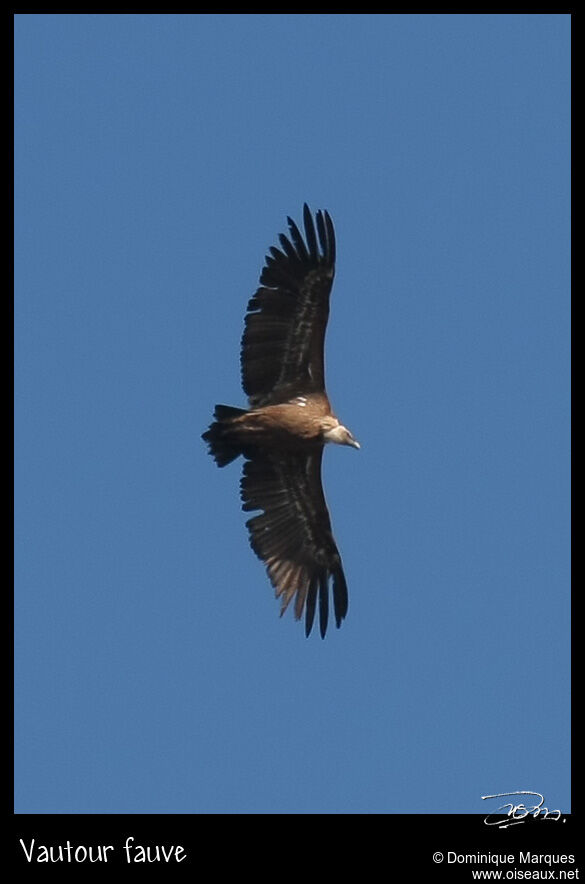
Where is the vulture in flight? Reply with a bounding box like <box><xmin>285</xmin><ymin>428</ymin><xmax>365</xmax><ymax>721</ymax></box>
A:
<box><xmin>203</xmin><ymin>204</ymin><xmax>359</xmax><ymax>638</ymax></box>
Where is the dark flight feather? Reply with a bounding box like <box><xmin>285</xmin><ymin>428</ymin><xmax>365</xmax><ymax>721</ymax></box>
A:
<box><xmin>241</xmin><ymin>203</ymin><xmax>335</xmax><ymax>407</ymax></box>
<box><xmin>240</xmin><ymin>450</ymin><xmax>348</xmax><ymax>637</ymax></box>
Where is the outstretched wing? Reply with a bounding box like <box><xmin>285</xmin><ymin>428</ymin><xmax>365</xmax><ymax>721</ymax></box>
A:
<box><xmin>241</xmin><ymin>204</ymin><xmax>336</xmax><ymax>407</ymax></box>
<box><xmin>240</xmin><ymin>448</ymin><xmax>348</xmax><ymax>638</ymax></box>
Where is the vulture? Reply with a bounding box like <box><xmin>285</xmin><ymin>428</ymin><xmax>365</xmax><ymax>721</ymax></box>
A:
<box><xmin>202</xmin><ymin>204</ymin><xmax>359</xmax><ymax>638</ymax></box>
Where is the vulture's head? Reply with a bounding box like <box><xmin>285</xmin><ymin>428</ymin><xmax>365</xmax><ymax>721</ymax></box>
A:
<box><xmin>322</xmin><ymin>419</ymin><xmax>360</xmax><ymax>449</ymax></box>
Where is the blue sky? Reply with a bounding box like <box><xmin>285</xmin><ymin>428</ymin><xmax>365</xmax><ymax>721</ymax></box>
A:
<box><xmin>14</xmin><ymin>14</ymin><xmax>570</xmax><ymax>814</ymax></box>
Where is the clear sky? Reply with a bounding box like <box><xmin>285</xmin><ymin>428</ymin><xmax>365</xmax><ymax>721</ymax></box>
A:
<box><xmin>15</xmin><ymin>13</ymin><xmax>570</xmax><ymax>814</ymax></box>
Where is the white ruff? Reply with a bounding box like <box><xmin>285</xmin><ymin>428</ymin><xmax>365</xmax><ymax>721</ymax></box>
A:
<box><xmin>322</xmin><ymin>424</ymin><xmax>345</xmax><ymax>444</ymax></box>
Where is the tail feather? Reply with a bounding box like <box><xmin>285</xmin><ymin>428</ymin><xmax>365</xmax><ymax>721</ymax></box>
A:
<box><xmin>202</xmin><ymin>404</ymin><xmax>247</xmax><ymax>467</ymax></box>
<box><xmin>213</xmin><ymin>405</ymin><xmax>247</xmax><ymax>421</ymax></box>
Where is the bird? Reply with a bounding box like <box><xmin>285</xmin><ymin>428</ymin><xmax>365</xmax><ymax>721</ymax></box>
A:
<box><xmin>202</xmin><ymin>204</ymin><xmax>359</xmax><ymax>638</ymax></box>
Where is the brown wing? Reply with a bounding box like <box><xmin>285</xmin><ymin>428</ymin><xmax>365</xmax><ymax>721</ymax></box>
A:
<box><xmin>241</xmin><ymin>204</ymin><xmax>336</xmax><ymax>407</ymax></box>
<box><xmin>240</xmin><ymin>448</ymin><xmax>348</xmax><ymax>638</ymax></box>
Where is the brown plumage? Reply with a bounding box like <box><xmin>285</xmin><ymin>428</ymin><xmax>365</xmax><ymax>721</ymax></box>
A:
<box><xmin>203</xmin><ymin>205</ymin><xmax>359</xmax><ymax>638</ymax></box>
